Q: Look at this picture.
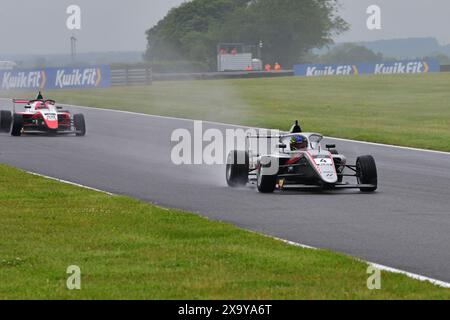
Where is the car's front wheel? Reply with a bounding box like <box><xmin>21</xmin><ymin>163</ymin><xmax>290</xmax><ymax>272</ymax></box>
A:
<box><xmin>226</xmin><ymin>151</ymin><xmax>249</xmax><ymax>187</ymax></box>
<box><xmin>74</xmin><ymin>114</ymin><xmax>86</xmax><ymax>136</ymax></box>
<box><xmin>11</xmin><ymin>114</ymin><xmax>23</xmax><ymax>136</ymax></box>
<box><xmin>356</xmin><ymin>155</ymin><xmax>378</xmax><ymax>192</ymax></box>
<box><xmin>0</xmin><ymin>110</ymin><xmax>12</xmax><ymax>133</ymax></box>
<box><xmin>256</xmin><ymin>165</ymin><xmax>277</xmax><ymax>193</ymax></box>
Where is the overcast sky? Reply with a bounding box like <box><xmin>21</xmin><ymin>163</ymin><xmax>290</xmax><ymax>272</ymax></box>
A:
<box><xmin>1</xmin><ymin>0</ymin><xmax>450</xmax><ymax>55</ymax></box>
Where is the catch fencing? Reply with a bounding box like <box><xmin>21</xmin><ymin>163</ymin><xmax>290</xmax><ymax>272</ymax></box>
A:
<box><xmin>110</xmin><ymin>67</ymin><xmax>292</xmax><ymax>84</ymax></box>
<box><xmin>440</xmin><ymin>65</ymin><xmax>450</xmax><ymax>72</ymax></box>
<box><xmin>111</xmin><ymin>67</ymin><xmax>153</xmax><ymax>86</ymax></box>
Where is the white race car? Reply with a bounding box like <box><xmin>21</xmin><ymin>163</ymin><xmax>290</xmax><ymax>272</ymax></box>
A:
<box><xmin>226</xmin><ymin>121</ymin><xmax>378</xmax><ymax>193</ymax></box>
<box><xmin>0</xmin><ymin>92</ymin><xmax>86</xmax><ymax>136</ymax></box>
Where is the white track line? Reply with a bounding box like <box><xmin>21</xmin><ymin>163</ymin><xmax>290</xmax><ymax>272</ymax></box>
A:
<box><xmin>24</xmin><ymin>166</ymin><xmax>450</xmax><ymax>289</ymax></box>
<box><xmin>326</xmin><ymin>136</ymin><xmax>450</xmax><ymax>156</ymax></box>
<box><xmin>28</xmin><ymin>168</ymin><xmax>450</xmax><ymax>288</ymax></box>
<box><xmin>247</xmin><ymin>230</ymin><xmax>450</xmax><ymax>289</ymax></box>
<box><xmin>3</xmin><ymin>98</ymin><xmax>450</xmax><ymax>288</ymax></box>
<box><xmin>57</xmin><ymin>102</ymin><xmax>450</xmax><ymax>156</ymax></box>
<box><xmin>272</xmin><ymin>235</ymin><xmax>450</xmax><ymax>289</ymax></box>
<box><xmin>270</xmin><ymin>235</ymin><xmax>318</xmax><ymax>250</ymax></box>
<box><xmin>26</xmin><ymin>171</ymin><xmax>114</xmax><ymax>196</ymax></box>
<box><xmin>368</xmin><ymin>262</ymin><xmax>450</xmax><ymax>289</ymax></box>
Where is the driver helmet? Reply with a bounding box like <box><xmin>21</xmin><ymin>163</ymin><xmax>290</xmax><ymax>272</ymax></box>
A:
<box><xmin>290</xmin><ymin>135</ymin><xmax>308</xmax><ymax>151</ymax></box>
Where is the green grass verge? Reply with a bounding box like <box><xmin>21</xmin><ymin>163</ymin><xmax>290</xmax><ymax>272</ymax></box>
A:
<box><xmin>0</xmin><ymin>164</ymin><xmax>449</xmax><ymax>299</ymax></box>
<box><xmin>2</xmin><ymin>73</ymin><xmax>449</xmax><ymax>151</ymax></box>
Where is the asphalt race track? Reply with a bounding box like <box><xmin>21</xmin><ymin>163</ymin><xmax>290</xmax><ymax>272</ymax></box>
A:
<box><xmin>1</xmin><ymin>99</ymin><xmax>450</xmax><ymax>282</ymax></box>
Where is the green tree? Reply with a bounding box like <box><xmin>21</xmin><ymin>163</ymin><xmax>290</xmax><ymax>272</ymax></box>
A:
<box><xmin>145</xmin><ymin>0</ymin><xmax>348</xmax><ymax>69</ymax></box>
<box><xmin>219</xmin><ymin>0</ymin><xmax>348</xmax><ymax>66</ymax></box>
<box><xmin>145</xmin><ymin>0</ymin><xmax>246</xmax><ymax>63</ymax></box>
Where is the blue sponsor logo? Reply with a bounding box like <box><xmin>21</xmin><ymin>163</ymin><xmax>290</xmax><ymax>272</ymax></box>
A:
<box><xmin>295</xmin><ymin>64</ymin><xmax>359</xmax><ymax>77</ymax></box>
<box><xmin>0</xmin><ymin>65</ymin><xmax>110</xmax><ymax>90</ymax></box>
<box><xmin>371</xmin><ymin>61</ymin><xmax>432</xmax><ymax>74</ymax></box>
<box><xmin>48</xmin><ymin>66</ymin><xmax>110</xmax><ymax>89</ymax></box>
<box><xmin>294</xmin><ymin>59</ymin><xmax>440</xmax><ymax>77</ymax></box>
<box><xmin>0</xmin><ymin>70</ymin><xmax>46</xmax><ymax>90</ymax></box>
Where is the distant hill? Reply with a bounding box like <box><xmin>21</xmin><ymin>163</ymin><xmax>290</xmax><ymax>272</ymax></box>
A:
<box><xmin>315</xmin><ymin>37</ymin><xmax>450</xmax><ymax>60</ymax></box>
<box><xmin>356</xmin><ymin>37</ymin><xmax>444</xmax><ymax>59</ymax></box>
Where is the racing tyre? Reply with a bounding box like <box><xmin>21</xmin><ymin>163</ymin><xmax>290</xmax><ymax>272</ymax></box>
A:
<box><xmin>356</xmin><ymin>155</ymin><xmax>378</xmax><ymax>192</ymax></box>
<box><xmin>74</xmin><ymin>114</ymin><xmax>86</xmax><ymax>136</ymax></box>
<box><xmin>256</xmin><ymin>165</ymin><xmax>277</xmax><ymax>193</ymax></box>
<box><xmin>0</xmin><ymin>110</ymin><xmax>12</xmax><ymax>133</ymax></box>
<box><xmin>11</xmin><ymin>114</ymin><xmax>23</xmax><ymax>137</ymax></box>
<box><xmin>226</xmin><ymin>151</ymin><xmax>249</xmax><ymax>187</ymax></box>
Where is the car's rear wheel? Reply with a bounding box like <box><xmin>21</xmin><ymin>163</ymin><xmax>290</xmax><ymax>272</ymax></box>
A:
<box><xmin>356</xmin><ymin>155</ymin><xmax>378</xmax><ymax>192</ymax></box>
<box><xmin>74</xmin><ymin>114</ymin><xmax>86</xmax><ymax>136</ymax></box>
<box><xmin>0</xmin><ymin>110</ymin><xmax>12</xmax><ymax>133</ymax></box>
<box><xmin>11</xmin><ymin>114</ymin><xmax>23</xmax><ymax>136</ymax></box>
<box><xmin>226</xmin><ymin>151</ymin><xmax>249</xmax><ymax>187</ymax></box>
<box><xmin>256</xmin><ymin>165</ymin><xmax>277</xmax><ymax>193</ymax></box>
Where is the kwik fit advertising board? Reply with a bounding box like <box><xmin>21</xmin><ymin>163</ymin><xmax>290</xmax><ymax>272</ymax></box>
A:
<box><xmin>0</xmin><ymin>65</ymin><xmax>111</xmax><ymax>90</ymax></box>
<box><xmin>294</xmin><ymin>59</ymin><xmax>440</xmax><ymax>77</ymax></box>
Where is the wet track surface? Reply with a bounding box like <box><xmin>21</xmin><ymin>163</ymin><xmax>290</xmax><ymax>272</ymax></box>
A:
<box><xmin>1</xmin><ymin>99</ymin><xmax>450</xmax><ymax>282</ymax></box>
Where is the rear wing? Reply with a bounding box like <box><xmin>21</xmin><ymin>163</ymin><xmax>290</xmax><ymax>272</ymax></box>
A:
<box><xmin>247</xmin><ymin>134</ymin><xmax>284</xmax><ymax>139</ymax></box>
<box><xmin>12</xmin><ymin>99</ymin><xmax>31</xmax><ymax>113</ymax></box>
<box><xmin>12</xmin><ymin>99</ymin><xmax>30</xmax><ymax>104</ymax></box>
